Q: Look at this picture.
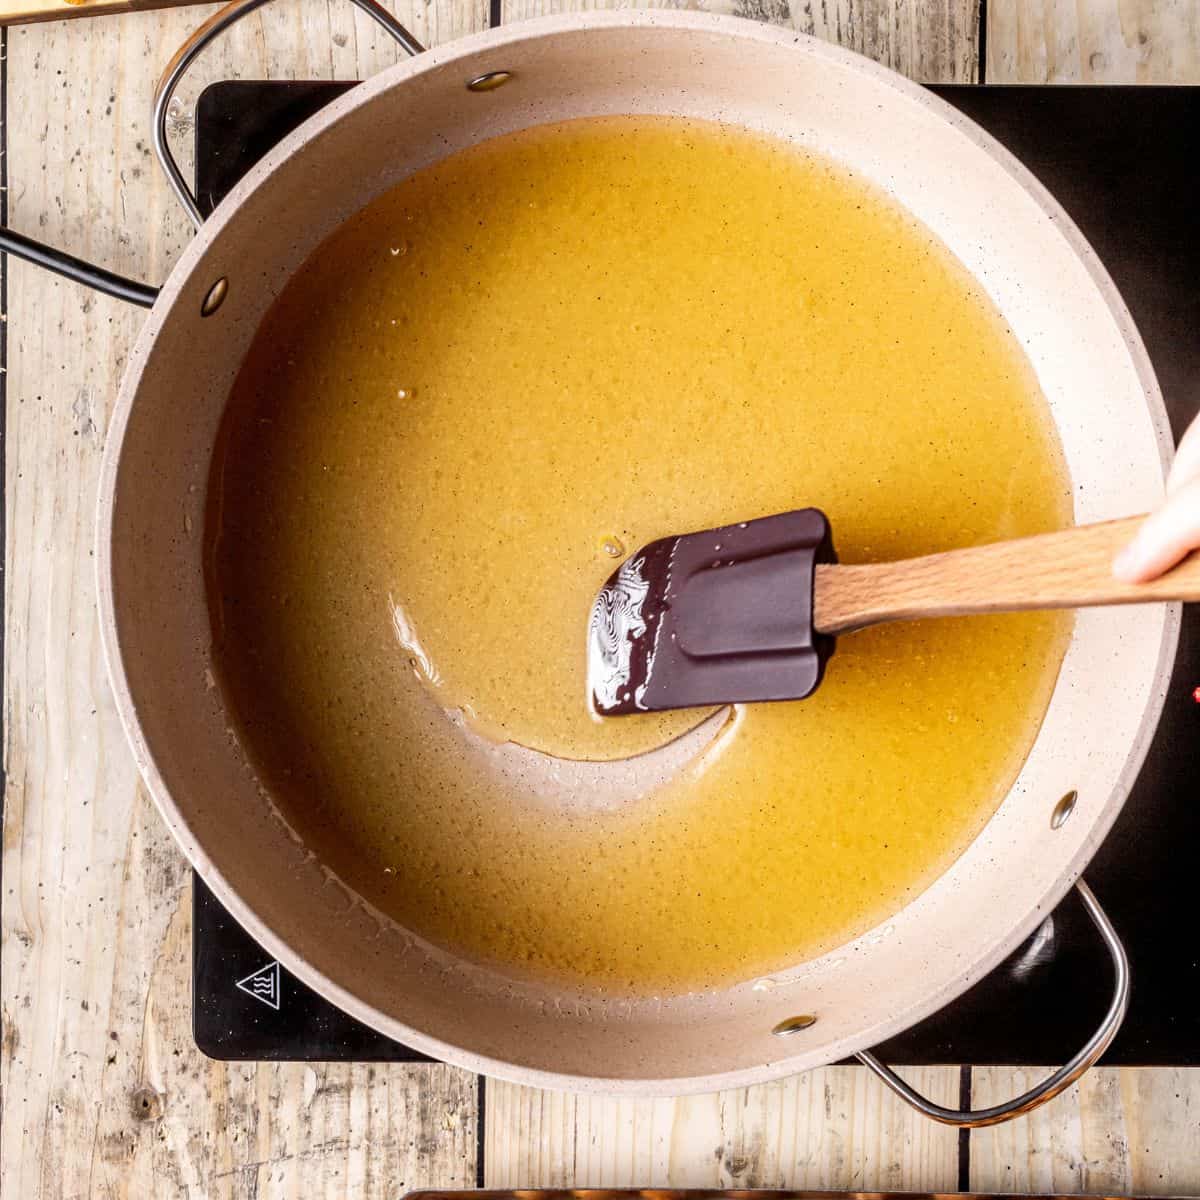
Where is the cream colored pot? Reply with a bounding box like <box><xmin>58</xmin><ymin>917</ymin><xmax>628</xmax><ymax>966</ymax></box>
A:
<box><xmin>95</xmin><ymin>0</ymin><xmax>1176</xmax><ymax>1125</ymax></box>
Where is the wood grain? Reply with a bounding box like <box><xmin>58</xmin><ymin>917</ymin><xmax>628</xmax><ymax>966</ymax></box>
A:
<box><xmin>969</xmin><ymin>1067</ymin><xmax>1200</xmax><ymax>1195</ymax></box>
<box><xmin>0</xmin><ymin>3</ymin><xmax>483</xmax><ymax>1197</ymax></box>
<box><xmin>501</xmin><ymin>0</ymin><xmax>980</xmax><ymax>82</ymax></box>
<box><xmin>814</xmin><ymin>515</ymin><xmax>1199</xmax><ymax>635</ymax></box>
<box><xmin>986</xmin><ymin>0</ymin><xmax>1200</xmax><ymax>82</ymax></box>
<box><xmin>3</xmin><ymin>0</ymin><xmax>1199</xmax><ymax>1196</ymax></box>
<box><xmin>484</xmin><ymin>1070</ymin><xmax>963</xmax><ymax>1189</ymax></box>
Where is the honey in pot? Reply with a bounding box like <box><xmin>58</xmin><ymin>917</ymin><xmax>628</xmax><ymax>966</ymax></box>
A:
<box><xmin>206</xmin><ymin>115</ymin><xmax>1071</xmax><ymax>994</ymax></box>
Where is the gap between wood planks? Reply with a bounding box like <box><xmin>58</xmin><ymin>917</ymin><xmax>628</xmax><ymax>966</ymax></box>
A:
<box><xmin>977</xmin><ymin>0</ymin><xmax>988</xmax><ymax>82</ymax></box>
<box><xmin>959</xmin><ymin>1064</ymin><xmax>972</xmax><ymax>1187</ymax></box>
<box><xmin>477</xmin><ymin>1075</ymin><xmax>487</xmax><ymax>1186</ymax></box>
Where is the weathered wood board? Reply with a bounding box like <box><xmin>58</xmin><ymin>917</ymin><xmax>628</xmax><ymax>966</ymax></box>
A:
<box><xmin>3</xmin><ymin>0</ymin><xmax>1198</xmax><ymax>1196</ymax></box>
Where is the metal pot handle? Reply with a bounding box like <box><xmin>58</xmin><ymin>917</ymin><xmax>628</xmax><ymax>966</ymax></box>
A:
<box><xmin>853</xmin><ymin>880</ymin><xmax>1129</xmax><ymax>1128</ymax></box>
<box><xmin>152</xmin><ymin>0</ymin><xmax>424</xmax><ymax>230</ymax></box>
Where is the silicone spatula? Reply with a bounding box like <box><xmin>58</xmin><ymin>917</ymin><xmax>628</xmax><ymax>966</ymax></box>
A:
<box><xmin>587</xmin><ymin>508</ymin><xmax>1200</xmax><ymax>716</ymax></box>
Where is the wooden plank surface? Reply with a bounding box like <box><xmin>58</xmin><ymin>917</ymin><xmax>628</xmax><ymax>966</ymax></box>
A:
<box><xmin>1</xmin><ymin>0</ymin><xmax>1198</xmax><ymax>1197</ymax></box>
<box><xmin>969</xmin><ymin>1068</ymin><xmax>1200</xmax><ymax>1196</ymax></box>
<box><xmin>986</xmin><ymin>0</ymin><xmax>1200</xmax><ymax>82</ymax></box>
<box><xmin>0</xmin><ymin>5</ymin><xmax>483</xmax><ymax>1197</ymax></box>
<box><xmin>501</xmin><ymin>0</ymin><xmax>980</xmax><ymax>82</ymax></box>
<box><xmin>484</xmin><ymin>1071</ymin><xmax>963</xmax><ymax>1190</ymax></box>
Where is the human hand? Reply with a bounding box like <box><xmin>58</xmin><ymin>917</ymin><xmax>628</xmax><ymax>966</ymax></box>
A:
<box><xmin>1113</xmin><ymin>415</ymin><xmax>1200</xmax><ymax>583</ymax></box>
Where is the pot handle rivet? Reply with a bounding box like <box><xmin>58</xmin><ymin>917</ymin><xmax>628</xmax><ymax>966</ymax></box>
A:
<box><xmin>467</xmin><ymin>71</ymin><xmax>514</xmax><ymax>92</ymax></box>
<box><xmin>851</xmin><ymin>879</ymin><xmax>1128</xmax><ymax>1128</ymax></box>
<box><xmin>1051</xmin><ymin>789</ymin><xmax>1078</xmax><ymax>829</ymax></box>
<box><xmin>152</xmin><ymin>0</ymin><xmax>424</xmax><ymax>230</ymax></box>
<box><xmin>201</xmin><ymin>277</ymin><xmax>229</xmax><ymax>318</ymax></box>
<box><xmin>771</xmin><ymin>1014</ymin><xmax>817</xmax><ymax>1037</ymax></box>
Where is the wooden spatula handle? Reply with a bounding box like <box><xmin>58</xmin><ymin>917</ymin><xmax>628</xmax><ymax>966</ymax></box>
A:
<box><xmin>814</xmin><ymin>515</ymin><xmax>1200</xmax><ymax>635</ymax></box>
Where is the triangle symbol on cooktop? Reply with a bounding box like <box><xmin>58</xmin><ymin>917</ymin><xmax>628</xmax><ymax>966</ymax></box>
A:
<box><xmin>235</xmin><ymin>960</ymin><xmax>281</xmax><ymax>1011</ymax></box>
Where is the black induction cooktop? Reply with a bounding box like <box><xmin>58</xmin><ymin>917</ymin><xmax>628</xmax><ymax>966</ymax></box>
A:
<box><xmin>191</xmin><ymin>80</ymin><xmax>1200</xmax><ymax>1066</ymax></box>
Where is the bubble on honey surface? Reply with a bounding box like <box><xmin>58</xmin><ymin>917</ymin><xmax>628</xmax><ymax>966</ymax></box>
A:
<box><xmin>390</xmin><ymin>242</ymin><xmax>410</xmax><ymax>257</ymax></box>
<box><xmin>599</xmin><ymin>535</ymin><xmax>625</xmax><ymax>558</ymax></box>
<box><xmin>397</xmin><ymin>387</ymin><xmax>416</xmax><ymax>401</ymax></box>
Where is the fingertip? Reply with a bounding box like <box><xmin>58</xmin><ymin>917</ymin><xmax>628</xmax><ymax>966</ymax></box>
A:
<box><xmin>1112</xmin><ymin>543</ymin><xmax>1150</xmax><ymax>583</ymax></box>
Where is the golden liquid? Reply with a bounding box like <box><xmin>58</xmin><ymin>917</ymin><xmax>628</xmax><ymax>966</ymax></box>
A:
<box><xmin>207</xmin><ymin>116</ymin><xmax>1071</xmax><ymax>994</ymax></box>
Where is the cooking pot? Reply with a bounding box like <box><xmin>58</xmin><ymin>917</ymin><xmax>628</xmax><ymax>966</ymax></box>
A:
<box><xmin>13</xmin><ymin>0</ymin><xmax>1176</xmax><ymax>1124</ymax></box>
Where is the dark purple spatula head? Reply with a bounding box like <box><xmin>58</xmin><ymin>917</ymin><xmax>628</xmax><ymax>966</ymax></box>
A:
<box><xmin>588</xmin><ymin>508</ymin><xmax>837</xmax><ymax>716</ymax></box>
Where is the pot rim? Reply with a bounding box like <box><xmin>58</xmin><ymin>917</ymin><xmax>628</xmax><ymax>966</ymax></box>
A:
<box><xmin>95</xmin><ymin>9</ymin><xmax>1179</xmax><ymax>1094</ymax></box>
